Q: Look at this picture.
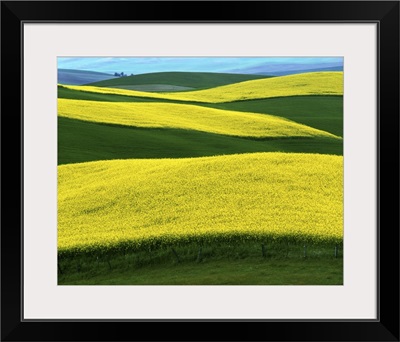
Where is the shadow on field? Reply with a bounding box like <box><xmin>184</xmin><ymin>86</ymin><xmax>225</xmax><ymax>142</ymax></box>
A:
<box><xmin>58</xmin><ymin>241</ymin><xmax>343</xmax><ymax>285</ymax></box>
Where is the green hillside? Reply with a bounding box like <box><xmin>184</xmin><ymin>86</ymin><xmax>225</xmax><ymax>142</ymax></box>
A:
<box><xmin>211</xmin><ymin>96</ymin><xmax>343</xmax><ymax>137</ymax></box>
<box><xmin>65</xmin><ymin>72</ymin><xmax>343</xmax><ymax>103</ymax></box>
<box><xmin>58</xmin><ymin>117</ymin><xmax>342</xmax><ymax>165</ymax></box>
<box><xmin>58</xmin><ymin>99</ymin><xmax>339</xmax><ymax>139</ymax></box>
<box><xmin>86</xmin><ymin>71</ymin><xmax>271</xmax><ymax>89</ymax></box>
<box><xmin>58</xmin><ymin>86</ymin><xmax>343</xmax><ymax>136</ymax></box>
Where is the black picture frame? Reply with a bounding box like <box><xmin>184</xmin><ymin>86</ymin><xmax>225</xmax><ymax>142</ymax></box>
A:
<box><xmin>1</xmin><ymin>1</ymin><xmax>399</xmax><ymax>341</ymax></box>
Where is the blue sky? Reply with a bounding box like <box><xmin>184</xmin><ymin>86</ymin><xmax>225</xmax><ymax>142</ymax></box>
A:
<box><xmin>58</xmin><ymin>57</ymin><xmax>343</xmax><ymax>75</ymax></box>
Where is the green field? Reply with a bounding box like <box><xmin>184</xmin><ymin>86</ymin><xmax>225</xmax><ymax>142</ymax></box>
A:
<box><xmin>210</xmin><ymin>96</ymin><xmax>343</xmax><ymax>137</ymax></box>
<box><xmin>87</xmin><ymin>71</ymin><xmax>271</xmax><ymax>89</ymax></box>
<box><xmin>59</xmin><ymin>241</ymin><xmax>343</xmax><ymax>285</ymax></box>
<box><xmin>58</xmin><ymin>70</ymin><xmax>343</xmax><ymax>285</ymax></box>
<box><xmin>58</xmin><ymin>117</ymin><xmax>342</xmax><ymax>165</ymax></box>
<box><xmin>58</xmin><ymin>86</ymin><xmax>343</xmax><ymax>136</ymax></box>
<box><xmin>63</xmin><ymin>72</ymin><xmax>343</xmax><ymax>103</ymax></box>
<box><xmin>59</xmin><ymin>99</ymin><xmax>340</xmax><ymax>139</ymax></box>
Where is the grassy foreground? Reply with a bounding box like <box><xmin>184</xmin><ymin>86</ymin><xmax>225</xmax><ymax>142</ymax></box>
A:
<box><xmin>58</xmin><ymin>241</ymin><xmax>343</xmax><ymax>285</ymax></box>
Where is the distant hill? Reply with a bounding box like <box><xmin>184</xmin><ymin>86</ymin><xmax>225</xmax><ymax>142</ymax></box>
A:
<box><xmin>226</xmin><ymin>64</ymin><xmax>343</xmax><ymax>76</ymax></box>
<box><xmin>86</xmin><ymin>71</ymin><xmax>272</xmax><ymax>90</ymax></box>
<box><xmin>64</xmin><ymin>72</ymin><xmax>343</xmax><ymax>103</ymax></box>
<box><xmin>266</xmin><ymin>66</ymin><xmax>343</xmax><ymax>76</ymax></box>
<box><xmin>58</xmin><ymin>69</ymin><xmax>118</xmax><ymax>85</ymax></box>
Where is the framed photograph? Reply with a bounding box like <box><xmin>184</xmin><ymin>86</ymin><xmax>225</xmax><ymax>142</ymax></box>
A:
<box><xmin>1</xmin><ymin>1</ymin><xmax>399</xmax><ymax>341</ymax></box>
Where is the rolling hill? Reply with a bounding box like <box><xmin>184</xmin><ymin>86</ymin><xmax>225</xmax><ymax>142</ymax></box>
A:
<box><xmin>58</xmin><ymin>117</ymin><xmax>342</xmax><ymax>165</ymax></box>
<box><xmin>86</xmin><ymin>71</ymin><xmax>271</xmax><ymax>90</ymax></box>
<box><xmin>58</xmin><ymin>99</ymin><xmax>340</xmax><ymax>139</ymax></box>
<box><xmin>59</xmin><ymin>85</ymin><xmax>343</xmax><ymax>136</ymax></box>
<box><xmin>62</xmin><ymin>72</ymin><xmax>343</xmax><ymax>103</ymax></box>
<box><xmin>58</xmin><ymin>153</ymin><xmax>343</xmax><ymax>255</ymax></box>
<box><xmin>267</xmin><ymin>65</ymin><xmax>343</xmax><ymax>76</ymax></box>
<box><xmin>57</xmin><ymin>68</ymin><xmax>344</xmax><ymax>285</ymax></box>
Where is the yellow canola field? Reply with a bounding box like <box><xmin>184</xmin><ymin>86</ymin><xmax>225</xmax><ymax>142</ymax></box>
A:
<box><xmin>58</xmin><ymin>153</ymin><xmax>343</xmax><ymax>255</ymax></box>
<box><xmin>58</xmin><ymin>99</ymin><xmax>340</xmax><ymax>139</ymax></box>
<box><xmin>62</xmin><ymin>72</ymin><xmax>343</xmax><ymax>103</ymax></box>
